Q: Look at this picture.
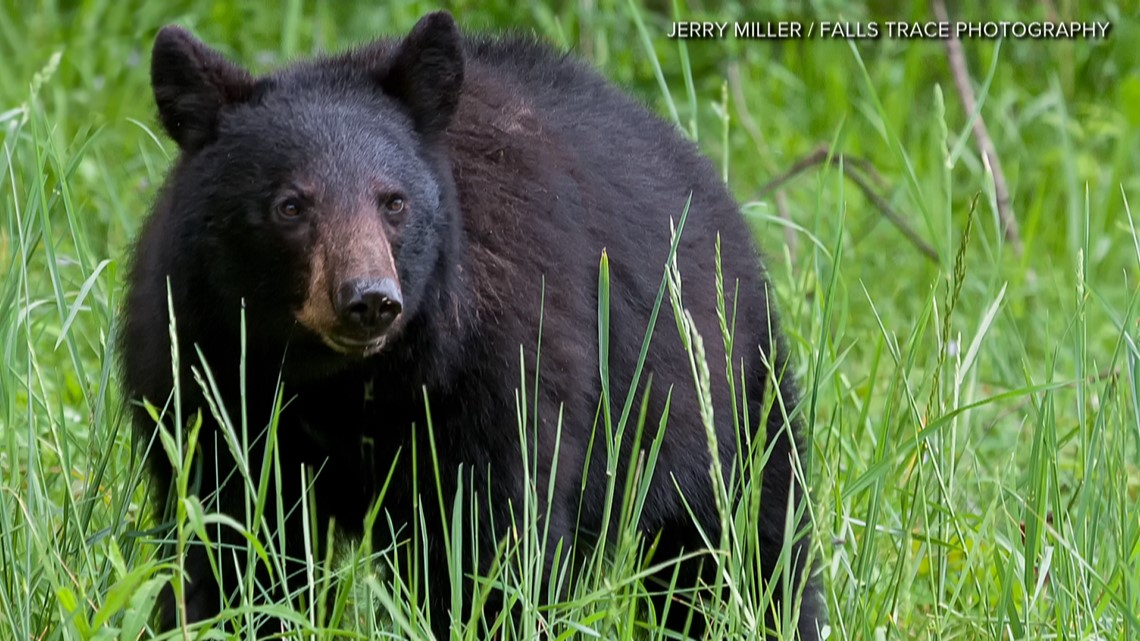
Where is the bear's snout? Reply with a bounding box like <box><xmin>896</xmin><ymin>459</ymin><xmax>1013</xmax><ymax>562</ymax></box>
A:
<box><xmin>334</xmin><ymin>277</ymin><xmax>402</xmax><ymax>338</ymax></box>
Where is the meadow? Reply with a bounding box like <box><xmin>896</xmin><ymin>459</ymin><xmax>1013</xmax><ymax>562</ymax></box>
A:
<box><xmin>1</xmin><ymin>0</ymin><xmax>1138</xmax><ymax>639</ymax></box>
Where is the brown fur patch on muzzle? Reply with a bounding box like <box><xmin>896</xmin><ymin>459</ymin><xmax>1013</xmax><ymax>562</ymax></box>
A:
<box><xmin>294</xmin><ymin>214</ymin><xmax>401</xmax><ymax>351</ymax></box>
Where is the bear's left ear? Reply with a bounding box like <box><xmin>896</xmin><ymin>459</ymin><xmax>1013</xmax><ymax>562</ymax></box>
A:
<box><xmin>151</xmin><ymin>25</ymin><xmax>254</xmax><ymax>152</ymax></box>
<box><xmin>381</xmin><ymin>11</ymin><xmax>465</xmax><ymax>137</ymax></box>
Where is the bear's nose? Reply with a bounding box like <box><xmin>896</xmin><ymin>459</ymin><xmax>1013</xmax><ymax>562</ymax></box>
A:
<box><xmin>335</xmin><ymin>278</ymin><xmax>403</xmax><ymax>335</ymax></box>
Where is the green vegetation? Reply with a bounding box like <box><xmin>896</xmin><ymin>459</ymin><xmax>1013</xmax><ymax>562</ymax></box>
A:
<box><xmin>1</xmin><ymin>0</ymin><xmax>1137</xmax><ymax>638</ymax></box>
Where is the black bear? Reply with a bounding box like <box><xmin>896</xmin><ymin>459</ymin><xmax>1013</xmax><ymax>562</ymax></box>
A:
<box><xmin>122</xmin><ymin>10</ymin><xmax>820</xmax><ymax>639</ymax></box>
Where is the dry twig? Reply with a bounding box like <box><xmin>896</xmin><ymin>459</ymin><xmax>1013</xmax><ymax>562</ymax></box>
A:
<box><xmin>933</xmin><ymin>0</ymin><xmax>1024</xmax><ymax>255</ymax></box>
<box><xmin>755</xmin><ymin>146</ymin><xmax>941</xmax><ymax>263</ymax></box>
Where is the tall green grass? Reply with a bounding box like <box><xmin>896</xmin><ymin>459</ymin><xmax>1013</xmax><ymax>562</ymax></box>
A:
<box><xmin>1</xmin><ymin>0</ymin><xmax>1138</xmax><ymax>639</ymax></box>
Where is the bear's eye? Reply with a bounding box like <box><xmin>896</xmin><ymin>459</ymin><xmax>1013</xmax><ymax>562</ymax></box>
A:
<box><xmin>277</xmin><ymin>198</ymin><xmax>304</xmax><ymax>220</ymax></box>
<box><xmin>383</xmin><ymin>195</ymin><xmax>406</xmax><ymax>215</ymax></box>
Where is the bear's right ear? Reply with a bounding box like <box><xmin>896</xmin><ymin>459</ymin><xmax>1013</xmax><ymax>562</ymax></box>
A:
<box><xmin>151</xmin><ymin>26</ymin><xmax>253</xmax><ymax>152</ymax></box>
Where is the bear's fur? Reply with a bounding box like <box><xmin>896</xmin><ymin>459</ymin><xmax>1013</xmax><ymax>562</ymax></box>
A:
<box><xmin>122</xmin><ymin>11</ymin><xmax>820</xmax><ymax>639</ymax></box>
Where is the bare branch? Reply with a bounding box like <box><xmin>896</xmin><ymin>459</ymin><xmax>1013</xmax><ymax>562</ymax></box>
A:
<box><xmin>933</xmin><ymin>0</ymin><xmax>1023</xmax><ymax>255</ymax></box>
<box><xmin>754</xmin><ymin>146</ymin><xmax>940</xmax><ymax>263</ymax></box>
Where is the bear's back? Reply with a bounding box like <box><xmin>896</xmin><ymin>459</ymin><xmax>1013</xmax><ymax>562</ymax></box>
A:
<box><xmin>437</xmin><ymin>34</ymin><xmax>781</xmax><ymax>482</ymax></box>
<box><xmin>450</xmin><ymin>33</ymin><xmax>767</xmax><ymax>341</ymax></box>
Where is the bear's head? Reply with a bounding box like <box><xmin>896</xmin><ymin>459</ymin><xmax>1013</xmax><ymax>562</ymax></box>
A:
<box><xmin>149</xmin><ymin>12</ymin><xmax>464</xmax><ymax>370</ymax></box>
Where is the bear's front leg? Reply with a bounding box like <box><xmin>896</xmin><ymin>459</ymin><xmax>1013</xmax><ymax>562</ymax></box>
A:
<box><xmin>156</xmin><ymin>429</ymin><xmax>313</xmax><ymax>636</ymax></box>
<box><xmin>425</xmin><ymin>469</ymin><xmax>576</xmax><ymax>639</ymax></box>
